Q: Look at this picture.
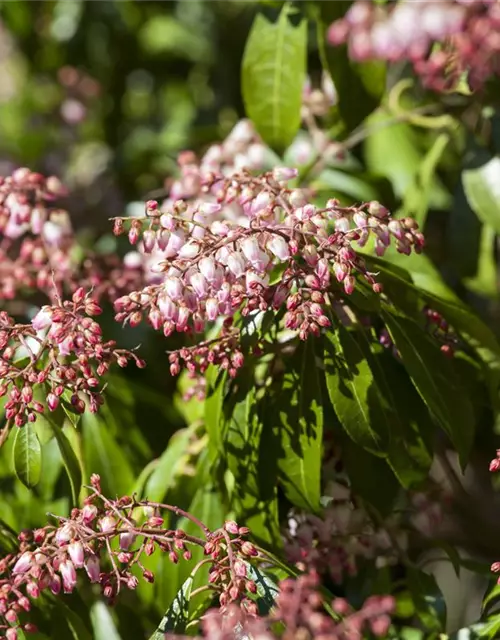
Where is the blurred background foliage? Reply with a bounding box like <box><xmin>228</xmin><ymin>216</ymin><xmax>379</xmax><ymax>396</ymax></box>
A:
<box><xmin>2</xmin><ymin>0</ymin><xmax>500</xmax><ymax>638</ymax></box>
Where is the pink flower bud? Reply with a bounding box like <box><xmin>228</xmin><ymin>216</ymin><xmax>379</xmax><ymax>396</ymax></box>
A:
<box><xmin>249</xmin><ymin>192</ymin><xmax>270</xmax><ymax>216</ymax></box>
<box><xmin>199</xmin><ymin>202</ymin><xmax>222</xmax><ymax>215</ymax></box>
<box><xmin>205</xmin><ymin>298</ymin><xmax>219</xmax><ymax>322</ymax></box>
<box><xmin>272</xmin><ymin>167</ymin><xmax>298</xmax><ymax>182</ymax></box>
<box><xmin>227</xmin><ymin>251</ymin><xmax>246</xmax><ymax>277</ymax></box>
<box><xmin>164</xmin><ymin>276</ymin><xmax>183</xmax><ymax>301</ymax></box>
<box><xmin>128</xmin><ymin>226</ymin><xmax>140</xmax><ymax>245</ymax></box>
<box><xmin>224</xmin><ymin>521</ymin><xmax>239</xmax><ymax>534</ymax></box>
<box><xmin>32</xmin><ymin>307</ymin><xmax>52</xmax><ymax>332</ymax></box>
<box><xmin>190</xmin><ymin>272</ymin><xmax>208</xmax><ymax>299</ymax></box>
<box><xmin>179</xmin><ymin>241</ymin><xmax>200</xmax><ymax>259</ymax></box>
<box><xmin>60</xmin><ymin>560</ymin><xmax>77</xmax><ymax>593</ymax></box>
<box><xmin>210</xmin><ymin>221</ymin><xmax>229</xmax><ymax>237</ymax></box>
<box><xmin>18</xmin><ymin>596</ymin><xmax>30</xmax><ymax>612</ymax></box>
<box><xmin>267</xmin><ymin>235</ymin><xmax>290</xmax><ymax>261</ymax></box>
<box><xmin>6</xmin><ymin>627</ymin><xmax>18</xmax><ymax>640</ymax></box>
<box><xmin>55</xmin><ymin>523</ymin><xmax>74</xmax><ymax>546</ymax></box>
<box><xmin>26</xmin><ymin>582</ymin><xmax>40</xmax><ymax>598</ymax></box>
<box><xmin>198</xmin><ymin>257</ymin><xmax>217</xmax><ymax>283</ymax></box>
<box><xmin>12</xmin><ymin>551</ymin><xmax>33</xmax><ymax>574</ymax></box>
<box><xmin>98</xmin><ymin>516</ymin><xmax>116</xmax><ymax>533</ymax></box>
<box><xmin>165</xmin><ymin>229</ymin><xmax>186</xmax><ymax>258</ymax></box>
<box><xmin>234</xmin><ymin>560</ymin><xmax>247</xmax><ymax>577</ymax></box>
<box><xmin>241</xmin><ymin>541</ymin><xmax>258</xmax><ymax>557</ymax></box>
<box><xmin>119</xmin><ymin>532</ymin><xmax>136</xmax><ymax>550</ymax></box>
<box><xmin>68</xmin><ymin>541</ymin><xmax>84</xmax><ymax>568</ymax></box>
<box><xmin>85</xmin><ymin>555</ymin><xmax>100</xmax><ymax>583</ymax></box>
<box><xmin>47</xmin><ymin>393</ymin><xmax>59</xmax><ymax>412</ymax></box>
<box><xmin>142</xmin><ymin>230</ymin><xmax>156</xmax><ymax>253</ymax></box>
<box><xmin>343</xmin><ymin>275</ymin><xmax>355</xmax><ymax>295</ymax></box>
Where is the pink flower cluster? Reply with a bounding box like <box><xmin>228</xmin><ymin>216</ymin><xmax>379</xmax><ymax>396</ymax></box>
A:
<box><xmin>0</xmin><ymin>167</ymin><xmax>145</xmax><ymax>305</ymax></box>
<box><xmin>328</xmin><ymin>0</ymin><xmax>500</xmax><ymax>92</ymax></box>
<box><xmin>0</xmin><ymin>475</ymin><xmax>261</xmax><ymax>638</ymax></box>
<box><xmin>113</xmin><ymin>168</ymin><xmax>423</xmax><ymax>375</ymax></box>
<box><xmin>0</xmin><ymin>288</ymin><xmax>141</xmax><ymax>429</ymax></box>
<box><xmin>177</xmin><ymin>572</ymin><xmax>395</xmax><ymax>640</ymax></box>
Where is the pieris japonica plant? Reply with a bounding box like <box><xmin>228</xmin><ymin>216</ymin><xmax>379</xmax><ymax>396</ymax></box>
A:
<box><xmin>2</xmin><ymin>0</ymin><xmax>500</xmax><ymax>639</ymax></box>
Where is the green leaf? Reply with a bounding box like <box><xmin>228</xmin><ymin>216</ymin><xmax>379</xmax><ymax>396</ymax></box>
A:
<box><xmin>362</xmin><ymin>345</ymin><xmax>433</xmax><ymax>488</ymax></box>
<box><xmin>90</xmin><ymin>602</ymin><xmax>122</xmax><ymax>640</ymax></box>
<box><xmin>324</xmin><ymin>327</ymin><xmax>389</xmax><ymax>454</ymax></box>
<box><xmin>244</xmin><ymin>562</ymin><xmax>280</xmax><ymax>615</ymax></box>
<box><xmin>316</xmin><ymin>1</ymin><xmax>386</xmax><ymax>131</ymax></box>
<box><xmin>340</xmin><ymin>436</ymin><xmax>399</xmax><ymax>516</ymax></box>
<box><xmin>149</xmin><ymin>571</ymin><xmax>194</xmax><ymax>638</ymax></box>
<box><xmin>224</xmin><ymin>374</ymin><xmax>281</xmax><ymax>548</ymax></box>
<box><xmin>205</xmin><ymin>366</ymin><xmax>227</xmax><ymax>465</ymax></box>
<box><xmin>46</xmin><ymin>416</ymin><xmax>82</xmax><ymax>506</ymax></box>
<box><xmin>242</xmin><ymin>3</ymin><xmax>307</xmax><ymax>152</ymax></box>
<box><xmin>276</xmin><ymin>338</ymin><xmax>323</xmax><ymax>512</ymax></box>
<box><xmin>143</xmin><ymin>425</ymin><xmax>197</xmax><ymax>503</ymax></box>
<box><xmin>463</xmin><ymin>156</ymin><xmax>500</xmax><ymax>234</ymax></box>
<box><xmin>82</xmin><ymin>413</ymin><xmax>134</xmax><ymax>496</ymax></box>
<box><xmin>400</xmin><ymin>132</ymin><xmax>451</xmax><ymax>228</ymax></box>
<box><xmin>13</xmin><ymin>424</ymin><xmax>42</xmax><ymax>488</ymax></box>
<box><xmin>364</xmin><ymin>110</ymin><xmax>449</xmax><ymax>207</ymax></box>
<box><xmin>382</xmin><ymin>310</ymin><xmax>475</xmax><ymax>467</ymax></box>
<box><xmin>407</xmin><ymin>568</ymin><xmax>446</xmax><ymax>631</ymax></box>
<box><xmin>465</xmin><ymin>224</ymin><xmax>498</xmax><ymax>298</ymax></box>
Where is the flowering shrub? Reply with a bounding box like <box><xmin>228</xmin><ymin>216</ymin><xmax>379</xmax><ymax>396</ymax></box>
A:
<box><xmin>2</xmin><ymin>1</ymin><xmax>500</xmax><ymax>639</ymax></box>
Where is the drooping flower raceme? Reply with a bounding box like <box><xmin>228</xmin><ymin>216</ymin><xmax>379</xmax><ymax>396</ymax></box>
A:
<box><xmin>113</xmin><ymin>167</ymin><xmax>423</xmax><ymax>376</ymax></box>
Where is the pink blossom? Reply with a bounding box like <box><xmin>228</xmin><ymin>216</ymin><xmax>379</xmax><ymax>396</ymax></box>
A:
<box><xmin>84</xmin><ymin>555</ymin><xmax>100</xmax><ymax>583</ymax></box>
<box><xmin>59</xmin><ymin>560</ymin><xmax>77</xmax><ymax>593</ymax></box>
<box><xmin>68</xmin><ymin>541</ymin><xmax>84</xmax><ymax>568</ymax></box>
<box><xmin>267</xmin><ymin>235</ymin><xmax>290</xmax><ymax>261</ymax></box>
<box><xmin>32</xmin><ymin>307</ymin><xmax>52</xmax><ymax>332</ymax></box>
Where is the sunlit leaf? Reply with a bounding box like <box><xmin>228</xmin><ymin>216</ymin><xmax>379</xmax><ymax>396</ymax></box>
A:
<box><xmin>13</xmin><ymin>424</ymin><xmax>42</xmax><ymax>489</ymax></box>
<box><xmin>242</xmin><ymin>3</ymin><xmax>307</xmax><ymax>152</ymax></box>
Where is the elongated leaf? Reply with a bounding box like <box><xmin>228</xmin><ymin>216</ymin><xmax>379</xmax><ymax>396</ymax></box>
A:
<box><xmin>13</xmin><ymin>424</ymin><xmax>42</xmax><ymax>488</ymax></box>
<box><xmin>205</xmin><ymin>366</ymin><xmax>227</xmax><ymax>464</ymax></box>
<box><xmin>149</xmin><ymin>572</ymin><xmax>194</xmax><ymax>638</ymax></box>
<box><xmin>224</xmin><ymin>374</ymin><xmax>281</xmax><ymax>547</ymax></box>
<box><xmin>383</xmin><ymin>311</ymin><xmax>475</xmax><ymax>466</ymax></box>
<box><xmin>401</xmin><ymin>132</ymin><xmax>450</xmax><ymax>228</ymax></box>
<box><xmin>144</xmin><ymin>425</ymin><xmax>196</xmax><ymax>502</ymax></box>
<box><xmin>90</xmin><ymin>602</ymin><xmax>122</xmax><ymax>640</ymax></box>
<box><xmin>276</xmin><ymin>338</ymin><xmax>323</xmax><ymax>512</ymax></box>
<box><xmin>465</xmin><ymin>224</ymin><xmax>498</xmax><ymax>298</ymax></box>
<box><xmin>325</xmin><ymin>327</ymin><xmax>389</xmax><ymax>455</ymax></box>
<box><xmin>242</xmin><ymin>4</ymin><xmax>307</xmax><ymax>152</ymax></box>
<box><xmin>245</xmin><ymin>562</ymin><xmax>280</xmax><ymax>615</ymax></box>
<box><xmin>358</xmin><ymin>339</ymin><xmax>433</xmax><ymax>488</ymax></box>
<box><xmin>463</xmin><ymin>156</ymin><xmax>500</xmax><ymax>234</ymax></box>
<box><xmin>82</xmin><ymin>413</ymin><xmax>134</xmax><ymax>496</ymax></box>
<box><xmin>407</xmin><ymin>568</ymin><xmax>446</xmax><ymax>631</ymax></box>
<box><xmin>46</xmin><ymin>416</ymin><xmax>82</xmax><ymax>506</ymax></box>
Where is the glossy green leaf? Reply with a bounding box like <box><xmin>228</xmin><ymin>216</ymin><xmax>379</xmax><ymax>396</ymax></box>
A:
<box><xmin>383</xmin><ymin>311</ymin><xmax>475</xmax><ymax>467</ymax></box>
<box><xmin>46</xmin><ymin>416</ymin><xmax>82</xmax><ymax>506</ymax></box>
<box><xmin>276</xmin><ymin>338</ymin><xmax>323</xmax><ymax>512</ymax></box>
<box><xmin>362</xmin><ymin>345</ymin><xmax>433</xmax><ymax>488</ymax></box>
<box><xmin>463</xmin><ymin>156</ymin><xmax>500</xmax><ymax>234</ymax></box>
<box><xmin>364</xmin><ymin>110</ymin><xmax>449</xmax><ymax>207</ymax></box>
<box><xmin>224</xmin><ymin>372</ymin><xmax>281</xmax><ymax>548</ymax></box>
<box><xmin>244</xmin><ymin>562</ymin><xmax>280</xmax><ymax>615</ymax></box>
<box><xmin>13</xmin><ymin>424</ymin><xmax>42</xmax><ymax>489</ymax></box>
<box><xmin>205</xmin><ymin>366</ymin><xmax>227</xmax><ymax>464</ymax></box>
<box><xmin>465</xmin><ymin>224</ymin><xmax>498</xmax><ymax>298</ymax></box>
<box><xmin>82</xmin><ymin>413</ymin><xmax>134</xmax><ymax>496</ymax></box>
<box><xmin>340</xmin><ymin>436</ymin><xmax>399</xmax><ymax>516</ymax></box>
<box><xmin>149</xmin><ymin>572</ymin><xmax>194</xmax><ymax>638</ymax></box>
<box><xmin>401</xmin><ymin>132</ymin><xmax>451</xmax><ymax>228</ymax></box>
<box><xmin>325</xmin><ymin>326</ymin><xmax>389</xmax><ymax>455</ymax></box>
<box><xmin>90</xmin><ymin>602</ymin><xmax>122</xmax><ymax>640</ymax></box>
<box><xmin>144</xmin><ymin>425</ymin><xmax>197</xmax><ymax>503</ymax></box>
<box><xmin>242</xmin><ymin>3</ymin><xmax>307</xmax><ymax>152</ymax></box>
<box><xmin>407</xmin><ymin>568</ymin><xmax>446</xmax><ymax>631</ymax></box>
